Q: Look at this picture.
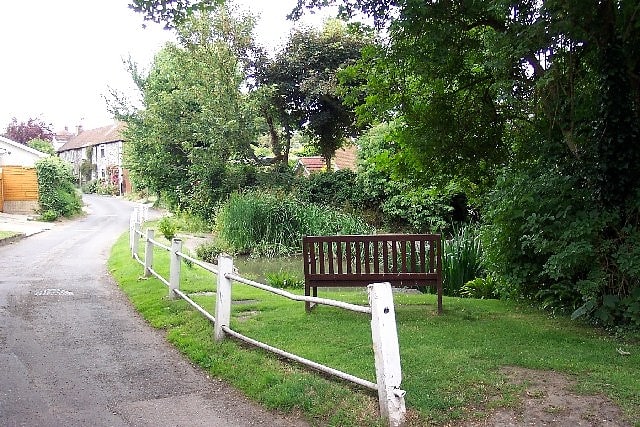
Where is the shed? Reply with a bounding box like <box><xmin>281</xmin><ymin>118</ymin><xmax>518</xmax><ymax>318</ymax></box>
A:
<box><xmin>0</xmin><ymin>136</ymin><xmax>49</xmax><ymax>214</ymax></box>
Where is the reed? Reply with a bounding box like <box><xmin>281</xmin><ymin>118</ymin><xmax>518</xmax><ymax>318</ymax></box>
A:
<box><xmin>216</xmin><ymin>191</ymin><xmax>373</xmax><ymax>257</ymax></box>
<box><xmin>442</xmin><ymin>226</ymin><xmax>484</xmax><ymax>296</ymax></box>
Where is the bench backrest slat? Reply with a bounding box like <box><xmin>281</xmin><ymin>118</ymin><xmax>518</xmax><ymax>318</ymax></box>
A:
<box><xmin>303</xmin><ymin>234</ymin><xmax>443</xmax><ymax>314</ymax></box>
<box><xmin>303</xmin><ymin>234</ymin><xmax>442</xmax><ymax>282</ymax></box>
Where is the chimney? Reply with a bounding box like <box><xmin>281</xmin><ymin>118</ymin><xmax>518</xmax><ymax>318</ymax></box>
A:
<box><xmin>76</xmin><ymin>124</ymin><xmax>83</xmax><ymax>135</ymax></box>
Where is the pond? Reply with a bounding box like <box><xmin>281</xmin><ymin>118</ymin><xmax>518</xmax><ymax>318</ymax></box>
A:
<box><xmin>233</xmin><ymin>255</ymin><xmax>305</xmax><ymax>283</ymax></box>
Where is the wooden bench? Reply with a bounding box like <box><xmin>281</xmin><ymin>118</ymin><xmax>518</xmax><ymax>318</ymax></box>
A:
<box><xmin>302</xmin><ymin>234</ymin><xmax>443</xmax><ymax>314</ymax></box>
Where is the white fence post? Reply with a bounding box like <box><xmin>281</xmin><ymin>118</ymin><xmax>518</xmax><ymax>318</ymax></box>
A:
<box><xmin>215</xmin><ymin>254</ymin><xmax>234</xmax><ymax>341</ymax></box>
<box><xmin>138</xmin><ymin>204</ymin><xmax>148</xmax><ymax>223</ymax></box>
<box><xmin>169</xmin><ymin>238</ymin><xmax>182</xmax><ymax>299</ymax></box>
<box><xmin>129</xmin><ymin>209</ymin><xmax>138</xmax><ymax>256</ymax></box>
<box><xmin>132</xmin><ymin>222</ymin><xmax>141</xmax><ymax>259</ymax></box>
<box><xmin>144</xmin><ymin>228</ymin><xmax>154</xmax><ymax>277</ymax></box>
<box><xmin>369</xmin><ymin>282</ymin><xmax>406</xmax><ymax>427</ymax></box>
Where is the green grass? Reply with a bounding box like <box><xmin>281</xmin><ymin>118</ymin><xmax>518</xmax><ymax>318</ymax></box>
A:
<box><xmin>110</xmin><ymin>231</ymin><xmax>640</xmax><ymax>426</ymax></box>
<box><xmin>0</xmin><ymin>231</ymin><xmax>20</xmax><ymax>239</ymax></box>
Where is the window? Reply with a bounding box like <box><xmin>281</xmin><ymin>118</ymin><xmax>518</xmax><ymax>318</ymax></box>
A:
<box><xmin>100</xmin><ymin>146</ymin><xmax>105</xmax><ymax>158</ymax></box>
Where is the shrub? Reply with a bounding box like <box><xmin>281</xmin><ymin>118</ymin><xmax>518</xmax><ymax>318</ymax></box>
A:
<box><xmin>40</xmin><ymin>210</ymin><xmax>58</xmax><ymax>222</ymax></box>
<box><xmin>216</xmin><ymin>191</ymin><xmax>374</xmax><ymax>257</ymax></box>
<box><xmin>460</xmin><ymin>276</ymin><xmax>500</xmax><ymax>299</ymax></box>
<box><xmin>293</xmin><ymin>170</ymin><xmax>364</xmax><ymax>209</ymax></box>
<box><xmin>81</xmin><ymin>179</ymin><xmax>100</xmax><ymax>194</ymax></box>
<box><xmin>27</xmin><ymin>138</ymin><xmax>56</xmax><ymax>155</ymax></box>
<box><xmin>196</xmin><ymin>240</ymin><xmax>226</xmax><ymax>263</ymax></box>
<box><xmin>382</xmin><ymin>187</ymin><xmax>454</xmax><ymax>233</ymax></box>
<box><xmin>265</xmin><ymin>270</ymin><xmax>304</xmax><ymax>290</ymax></box>
<box><xmin>158</xmin><ymin>217</ymin><xmax>178</xmax><ymax>241</ymax></box>
<box><xmin>171</xmin><ymin>210</ymin><xmax>213</xmax><ymax>234</ymax></box>
<box><xmin>484</xmin><ymin>163</ymin><xmax>640</xmax><ymax>329</ymax></box>
<box><xmin>36</xmin><ymin>157</ymin><xmax>82</xmax><ymax>220</ymax></box>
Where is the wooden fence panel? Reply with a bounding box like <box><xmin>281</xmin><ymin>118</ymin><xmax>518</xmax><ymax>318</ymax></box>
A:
<box><xmin>2</xmin><ymin>166</ymin><xmax>39</xmax><ymax>201</ymax></box>
<box><xmin>0</xmin><ymin>169</ymin><xmax>4</xmax><ymax>211</ymax></box>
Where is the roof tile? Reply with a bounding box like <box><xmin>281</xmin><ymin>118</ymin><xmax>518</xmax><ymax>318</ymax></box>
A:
<box><xmin>57</xmin><ymin>122</ymin><xmax>126</xmax><ymax>152</ymax></box>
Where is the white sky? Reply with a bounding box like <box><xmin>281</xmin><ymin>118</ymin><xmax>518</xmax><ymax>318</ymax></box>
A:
<box><xmin>0</xmin><ymin>0</ymin><xmax>335</xmax><ymax>133</ymax></box>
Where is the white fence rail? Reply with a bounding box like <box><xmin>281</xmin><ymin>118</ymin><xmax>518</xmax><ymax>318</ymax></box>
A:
<box><xmin>128</xmin><ymin>208</ymin><xmax>406</xmax><ymax>426</ymax></box>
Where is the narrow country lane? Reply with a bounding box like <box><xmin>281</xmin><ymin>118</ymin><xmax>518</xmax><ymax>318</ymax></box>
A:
<box><xmin>0</xmin><ymin>195</ymin><xmax>307</xmax><ymax>427</ymax></box>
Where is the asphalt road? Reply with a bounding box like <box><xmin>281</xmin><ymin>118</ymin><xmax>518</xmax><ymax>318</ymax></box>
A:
<box><xmin>0</xmin><ymin>195</ymin><xmax>307</xmax><ymax>427</ymax></box>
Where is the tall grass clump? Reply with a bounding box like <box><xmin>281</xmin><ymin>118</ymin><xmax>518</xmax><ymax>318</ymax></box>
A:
<box><xmin>216</xmin><ymin>191</ymin><xmax>373</xmax><ymax>256</ymax></box>
<box><xmin>442</xmin><ymin>226</ymin><xmax>484</xmax><ymax>296</ymax></box>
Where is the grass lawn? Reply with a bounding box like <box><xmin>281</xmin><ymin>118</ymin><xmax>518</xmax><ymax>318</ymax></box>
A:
<box><xmin>0</xmin><ymin>231</ymin><xmax>20</xmax><ymax>240</ymax></box>
<box><xmin>109</xmin><ymin>232</ymin><xmax>640</xmax><ymax>426</ymax></box>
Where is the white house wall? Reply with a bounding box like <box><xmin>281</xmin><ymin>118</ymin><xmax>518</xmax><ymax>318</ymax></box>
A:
<box><xmin>0</xmin><ymin>137</ymin><xmax>48</xmax><ymax>167</ymax></box>
<box><xmin>95</xmin><ymin>141</ymin><xmax>123</xmax><ymax>181</ymax></box>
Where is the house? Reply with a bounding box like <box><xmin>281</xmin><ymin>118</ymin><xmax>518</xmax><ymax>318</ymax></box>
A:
<box><xmin>0</xmin><ymin>136</ymin><xmax>49</xmax><ymax>214</ymax></box>
<box><xmin>0</xmin><ymin>135</ymin><xmax>49</xmax><ymax>167</ymax></box>
<box><xmin>295</xmin><ymin>145</ymin><xmax>358</xmax><ymax>177</ymax></box>
<box><xmin>57</xmin><ymin>122</ymin><xmax>131</xmax><ymax>195</ymax></box>
<box><xmin>52</xmin><ymin>126</ymin><xmax>76</xmax><ymax>152</ymax></box>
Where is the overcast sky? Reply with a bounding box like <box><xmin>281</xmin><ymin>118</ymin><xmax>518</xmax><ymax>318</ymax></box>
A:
<box><xmin>0</xmin><ymin>0</ymin><xmax>334</xmax><ymax>133</ymax></box>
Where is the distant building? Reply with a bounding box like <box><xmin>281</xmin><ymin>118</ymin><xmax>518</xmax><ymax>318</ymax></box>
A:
<box><xmin>295</xmin><ymin>145</ymin><xmax>358</xmax><ymax>177</ymax></box>
<box><xmin>52</xmin><ymin>126</ymin><xmax>76</xmax><ymax>152</ymax></box>
<box><xmin>57</xmin><ymin>122</ymin><xmax>131</xmax><ymax>195</ymax></box>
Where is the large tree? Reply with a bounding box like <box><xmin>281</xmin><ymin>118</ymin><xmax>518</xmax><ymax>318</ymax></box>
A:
<box><xmin>113</xmin><ymin>6</ymin><xmax>262</xmax><ymax>218</ymax></box>
<box><xmin>3</xmin><ymin>117</ymin><xmax>54</xmax><ymax>144</ymax></box>
<box><xmin>255</xmin><ymin>20</ymin><xmax>370</xmax><ymax>169</ymax></box>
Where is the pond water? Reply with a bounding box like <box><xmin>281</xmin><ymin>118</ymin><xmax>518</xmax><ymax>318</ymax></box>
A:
<box><xmin>233</xmin><ymin>255</ymin><xmax>305</xmax><ymax>283</ymax></box>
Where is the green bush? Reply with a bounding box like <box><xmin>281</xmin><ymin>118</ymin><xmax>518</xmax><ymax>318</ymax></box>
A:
<box><xmin>40</xmin><ymin>210</ymin><xmax>58</xmax><ymax>222</ymax></box>
<box><xmin>265</xmin><ymin>270</ymin><xmax>304</xmax><ymax>290</ymax></box>
<box><xmin>216</xmin><ymin>191</ymin><xmax>374</xmax><ymax>257</ymax></box>
<box><xmin>171</xmin><ymin>210</ymin><xmax>213</xmax><ymax>234</ymax></box>
<box><xmin>460</xmin><ymin>276</ymin><xmax>500</xmax><ymax>299</ymax></box>
<box><xmin>158</xmin><ymin>217</ymin><xmax>178</xmax><ymax>241</ymax></box>
<box><xmin>36</xmin><ymin>157</ymin><xmax>82</xmax><ymax>220</ymax></box>
<box><xmin>27</xmin><ymin>138</ymin><xmax>56</xmax><ymax>155</ymax></box>
<box><xmin>484</xmin><ymin>164</ymin><xmax>640</xmax><ymax>329</ymax></box>
<box><xmin>293</xmin><ymin>170</ymin><xmax>364</xmax><ymax>209</ymax></box>
<box><xmin>382</xmin><ymin>187</ymin><xmax>454</xmax><ymax>233</ymax></box>
<box><xmin>354</xmin><ymin>121</ymin><xmax>475</xmax><ymax>232</ymax></box>
<box><xmin>81</xmin><ymin>180</ymin><xmax>99</xmax><ymax>194</ymax></box>
<box><xmin>196</xmin><ymin>240</ymin><xmax>226</xmax><ymax>263</ymax></box>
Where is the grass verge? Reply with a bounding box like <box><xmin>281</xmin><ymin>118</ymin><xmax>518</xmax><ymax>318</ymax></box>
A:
<box><xmin>0</xmin><ymin>231</ymin><xmax>20</xmax><ymax>239</ymax></box>
<box><xmin>109</xmin><ymin>231</ymin><xmax>640</xmax><ymax>426</ymax></box>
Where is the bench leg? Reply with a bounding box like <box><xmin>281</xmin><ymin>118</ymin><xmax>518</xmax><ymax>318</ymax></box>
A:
<box><xmin>305</xmin><ymin>285</ymin><xmax>317</xmax><ymax>313</ymax></box>
<box><xmin>305</xmin><ymin>284</ymin><xmax>312</xmax><ymax>313</ymax></box>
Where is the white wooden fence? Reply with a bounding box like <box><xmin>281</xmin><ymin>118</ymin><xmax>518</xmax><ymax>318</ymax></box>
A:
<box><xmin>129</xmin><ymin>207</ymin><xmax>406</xmax><ymax>426</ymax></box>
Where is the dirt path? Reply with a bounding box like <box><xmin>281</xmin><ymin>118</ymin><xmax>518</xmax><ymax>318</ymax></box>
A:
<box><xmin>463</xmin><ymin>367</ymin><xmax>630</xmax><ymax>427</ymax></box>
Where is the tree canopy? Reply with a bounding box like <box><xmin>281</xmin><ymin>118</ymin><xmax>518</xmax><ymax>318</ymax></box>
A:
<box><xmin>3</xmin><ymin>117</ymin><xmax>54</xmax><ymax>144</ymax></box>
<box><xmin>128</xmin><ymin>0</ymin><xmax>221</xmax><ymax>28</ymax></box>
<box><xmin>255</xmin><ymin>20</ymin><xmax>370</xmax><ymax>169</ymax></box>
<box><xmin>115</xmin><ymin>6</ymin><xmax>262</xmax><ymax>218</ymax></box>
